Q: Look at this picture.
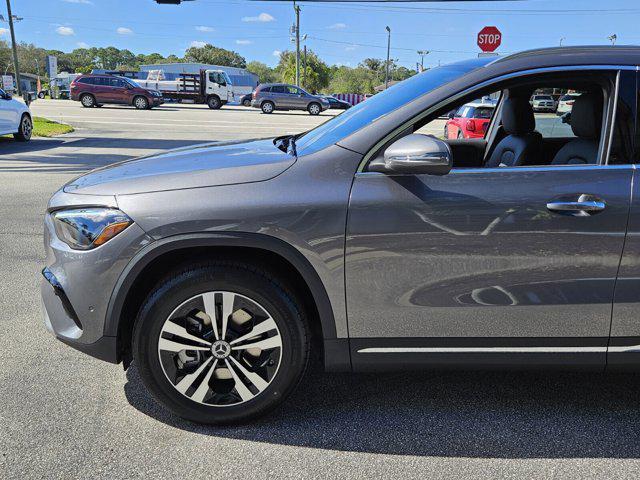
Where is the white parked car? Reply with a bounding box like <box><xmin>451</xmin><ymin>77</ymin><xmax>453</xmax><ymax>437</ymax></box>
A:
<box><xmin>556</xmin><ymin>93</ymin><xmax>581</xmax><ymax>115</ymax></box>
<box><xmin>529</xmin><ymin>94</ymin><xmax>557</xmax><ymax>112</ymax></box>
<box><xmin>0</xmin><ymin>88</ymin><xmax>32</xmax><ymax>141</ymax></box>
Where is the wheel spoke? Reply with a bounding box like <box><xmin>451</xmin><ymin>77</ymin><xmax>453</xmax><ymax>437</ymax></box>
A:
<box><xmin>231</xmin><ymin>335</ymin><xmax>282</xmax><ymax>352</ymax></box>
<box><xmin>220</xmin><ymin>292</ymin><xmax>235</xmax><ymax>341</ymax></box>
<box><xmin>202</xmin><ymin>292</ymin><xmax>219</xmax><ymax>340</ymax></box>
<box><xmin>162</xmin><ymin>320</ymin><xmax>211</xmax><ymax>347</ymax></box>
<box><xmin>159</xmin><ymin>337</ymin><xmax>211</xmax><ymax>353</ymax></box>
<box><xmin>228</xmin><ymin>356</ymin><xmax>268</xmax><ymax>392</ymax></box>
<box><xmin>225</xmin><ymin>359</ymin><xmax>254</xmax><ymax>402</ymax></box>
<box><xmin>174</xmin><ymin>357</ymin><xmax>213</xmax><ymax>394</ymax></box>
<box><xmin>229</xmin><ymin>317</ymin><xmax>278</xmax><ymax>346</ymax></box>
<box><xmin>191</xmin><ymin>359</ymin><xmax>218</xmax><ymax>403</ymax></box>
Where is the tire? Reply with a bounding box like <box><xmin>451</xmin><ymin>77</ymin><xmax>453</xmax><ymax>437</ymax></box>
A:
<box><xmin>37</xmin><ymin>91</ymin><xmax>45</xmax><ymax>99</ymax></box>
<box><xmin>443</xmin><ymin>127</ymin><xmax>449</xmax><ymax>139</ymax></box>
<box><xmin>80</xmin><ymin>93</ymin><xmax>95</xmax><ymax>108</ymax></box>
<box><xmin>207</xmin><ymin>96</ymin><xmax>222</xmax><ymax>110</ymax></box>
<box><xmin>261</xmin><ymin>101</ymin><xmax>274</xmax><ymax>114</ymax></box>
<box><xmin>134</xmin><ymin>96</ymin><xmax>149</xmax><ymax>110</ymax></box>
<box><xmin>13</xmin><ymin>114</ymin><xmax>32</xmax><ymax>142</ymax></box>
<box><xmin>308</xmin><ymin>102</ymin><xmax>321</xmax><ymax>116</ymax></box>
<box><xmin>132</xmin><ymin>262</ymin><xmax>310</xmax><ymax>425</ymax></box>
<box><xmin>242</xmin><ymin>99</ymin><xmax>251</xmax><ymax>107</ymax></box>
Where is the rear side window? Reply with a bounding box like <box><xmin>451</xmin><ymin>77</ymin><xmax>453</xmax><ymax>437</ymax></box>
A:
<box><xmin>259</xmin><ymin>86</ymin><xmax>271</xmax><ymax>93</ymax></box>
<box><xmin>474</xmin><ymin>107</ymin><xmax>494</xmax><ymax>119</ymax></box>
<box><xmin>78</xmin><ymin>77</ymin><xmax>94</xmax><ymax>85</ymax></box>
<box><xmin>271</xmin><ymin>86</ymin><xmax>286</xmax><ymax>94</ymax></box>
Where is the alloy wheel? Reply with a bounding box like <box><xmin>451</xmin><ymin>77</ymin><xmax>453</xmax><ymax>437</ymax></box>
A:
<box><xmin>21</xmin><ymin>116</ymin><xmax>32</xmax><ymax>140</ymax></box>
<box><xmin>309</xmin><ymin>104</ymin><xmax>320</xmax><ymax>115</ymax></box>
<box><xmin>135</xmin><ymin>97</ymin><xmax>148</xmax><ymax>109</ymax></box>
<box><xmin>81</xmin><ymin>95</ymin><xmax>94</xmax><ymax>107</ymax></box>
<box><xmin>157</xmin><ymin>291</ymin><xmax>283</xmax><ymax>406</ymax></box>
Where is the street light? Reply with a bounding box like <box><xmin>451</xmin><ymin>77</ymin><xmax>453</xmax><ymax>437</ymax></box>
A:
<box><xmin>417</xmin><ymin>50</ymin><xmax>429</xmax><ymax>71</ymax></box>
<box><xmin>384</xmin><ymin>26</ymin><xmax>391</xmax><ymax>89</ymax></box>
<box><xmin>608</xmin><ymin>34</ymin><xmax>617</xmax><ymax>45</ymax></box>
<box><xmin>559</xmin><ymin>37</ymin><xmax>565</xmax><ymax>47</ymax></box>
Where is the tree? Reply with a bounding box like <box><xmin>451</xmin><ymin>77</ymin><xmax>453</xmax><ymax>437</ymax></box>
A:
<box><xmin>184</xmin><ymin>44</ymin><xmax>246</xmax><ymax>68</ymax></box>
<box><xmin>327</xmin><ymin>65</ymin><xmax>375</xmax><ymax>94</ymax></box>
<box><xmin>276</xmin><ymin>49</ymin><xmax>329</xmax><ymax>93</ymax></box>
<box><xmin>246</xmin><ymin>61</ymin><xmax>277</xmax><ymax>84</ymax></box>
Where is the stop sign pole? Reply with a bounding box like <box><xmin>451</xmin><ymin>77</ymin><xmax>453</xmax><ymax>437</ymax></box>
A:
<box><xmin>477</xmin><ymin>26</ymin><xmax>502</xmax><ymax>53</ymax></box>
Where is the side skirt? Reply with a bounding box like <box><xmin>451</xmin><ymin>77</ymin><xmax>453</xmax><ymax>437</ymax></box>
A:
<box><xmin>350</xmin><ymin>337</ymin><xmax>611</xmax><ymax>372</ymax></box>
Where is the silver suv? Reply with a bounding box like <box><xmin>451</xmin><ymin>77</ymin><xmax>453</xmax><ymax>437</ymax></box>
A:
<box><xmin>42</xmin><ymin>47</ymin><xmax>640</xmax><ymax>425</ymax></box>
<box><xmin>251</xmin><ymin>83</ymin><xmax>329</xmax><ymax>115</ymax></box>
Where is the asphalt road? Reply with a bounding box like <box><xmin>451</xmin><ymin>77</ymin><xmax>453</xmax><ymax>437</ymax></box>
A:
<box><xmin>2</xmin><ymin>100</ymin><xmax>640</xmax><ymax>479</ymax></box>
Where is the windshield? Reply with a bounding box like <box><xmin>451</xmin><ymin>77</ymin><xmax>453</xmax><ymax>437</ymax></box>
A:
<box><xmin>294</xmin><ymin>57</ymin><xmax>492</xmax><ymax>155</ymax></box>
<box><xmin>121</xmin><ymin>77</ymin><xmax>138</xmax><ymax>88</ymax></box>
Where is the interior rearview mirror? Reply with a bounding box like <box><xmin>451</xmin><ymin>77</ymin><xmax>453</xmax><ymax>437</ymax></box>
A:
<box><xmin>368</xmin><ymin>134</ymin><xmax>453</xmax><ymax>175</ymax></box>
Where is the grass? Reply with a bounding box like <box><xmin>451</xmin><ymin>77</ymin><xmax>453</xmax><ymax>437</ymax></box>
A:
<box><xmin>32</xmin><ymin>116</ymin><xmax>74</xmax><ymax>137</ymax></box>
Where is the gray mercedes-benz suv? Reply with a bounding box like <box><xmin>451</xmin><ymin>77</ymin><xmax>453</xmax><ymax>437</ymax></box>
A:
<box><xmin>42</xmin><ymin>47</ymin><xmax>640</xmax><ymax>424</ymax></box>
<box><xmin>251</xmin><ymin>82</ymin><xmax>330</xmax><ymax>115</ymax></box>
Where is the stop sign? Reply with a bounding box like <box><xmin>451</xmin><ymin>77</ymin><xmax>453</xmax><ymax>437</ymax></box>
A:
<box><xmin>477</xmin><ymin>26</ymin><xmax>502</xmax><ymax>52</ymax></box>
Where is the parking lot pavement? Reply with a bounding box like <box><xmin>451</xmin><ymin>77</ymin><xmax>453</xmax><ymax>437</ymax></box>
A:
<box><xmin>3</xmin><ymin>100</ymin><xmax>640</xmax><ymax>479</ymax></box>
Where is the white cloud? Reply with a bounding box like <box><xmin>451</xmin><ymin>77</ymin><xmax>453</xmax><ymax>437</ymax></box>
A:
<box><xmin>242</xmin><ymin>12</ymin><xmax>275</xmax><ymax>23</ymax></box>
<box><xmin>195</xmin><ymin>26</ymin><xmax>214</xmax><ymax>32</ymax></box>
<box><xmin>76</xmin><ymin>41</ymin><xmax>89</xmax><ymax>48</ymax></box>
<box><xmin>189</xmin><ymin>40</ymin><xmax>207</xmax><ymax>48</ymax></box>
<box><xmin>116</xmin><ymin>27</ymin><xmax>133</xmax><ymax>35</ymax></box>
<box><xmin>345</xmin><ymin>44</ymin><xmax>357</xmax><ymax>51</ymax></box>
<box><xmin>0</xmin><ymin>28</ymin><xmax>9</xmax><ymax>36</ymax></box>
<box><xmin>56</xmin><ymin>26</ymin><xmax>75</xmax><ymax>36</ymax></box>
<box><xmin>272</xmin><ymin>50</ymin><xmax>282</xmax><ymax>57</ymax></box>
<box><xmin>62</xmin><ymin>0</ymin><xmax>93</xmax><ymax>4</ymax></box>
<box><xmin>236</xmin><ymin>39</ymin><xmax>252</xmax><ymax>45</ymax></box>
<box><xmin>328</xmin><ymin>23</ymin><xmax>347</xmax><ymax>30</ymax></box>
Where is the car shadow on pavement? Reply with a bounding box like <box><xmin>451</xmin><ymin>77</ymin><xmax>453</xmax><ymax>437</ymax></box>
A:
<box><xmin>124</xmin><ymin>365</ymin><xmax>640</xmax><ymax>458</ymax></box>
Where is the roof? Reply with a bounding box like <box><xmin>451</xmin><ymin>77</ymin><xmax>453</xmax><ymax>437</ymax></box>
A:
<box><xmin>495</xmin><ymin>45</ymin><xmax>640</xmax><ymax>67</ymax></box>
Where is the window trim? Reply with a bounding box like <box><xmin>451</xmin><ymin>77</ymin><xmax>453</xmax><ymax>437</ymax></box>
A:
<box><xmin>358</xmin><ymin>64</ymin><xmax>636</xmax><ymax>173</ymax></box>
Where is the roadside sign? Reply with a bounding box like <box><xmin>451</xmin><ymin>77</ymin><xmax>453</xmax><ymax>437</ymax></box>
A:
<box><xmin>2</xmin><ymin>75</ymin><xmax>13</xmax><ymax>91</ymax></box>
<box><xmin>477</xmin><ymin>26</ymin><xmax>502</xmax><ymax>52</ymax></box>
<box><xmin>46</xmin><ymin>55</ymin><xmax>58</xmax><ymax>78</ymax></box>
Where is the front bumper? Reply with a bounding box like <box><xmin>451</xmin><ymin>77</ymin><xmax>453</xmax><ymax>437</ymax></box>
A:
<box><xmin>41</xmin><ymin>195</ymin><xmax>153</xmax><ymax>363</ymax></box>
<box><xmin>152</xmin><ymin>96</ymin><xmax>164</xmax><ymax>106</ymax></box>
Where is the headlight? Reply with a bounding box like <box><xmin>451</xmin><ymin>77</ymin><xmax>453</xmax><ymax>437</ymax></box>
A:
<box><xmin>52</xmin><ymin>208</ymin><xmax>132</xmax><ymax>250</ymax></box>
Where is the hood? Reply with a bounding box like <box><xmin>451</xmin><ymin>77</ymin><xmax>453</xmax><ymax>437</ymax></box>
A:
<box><xmin>64</xmin><ymin>138</ymin><xmax>295</xmax><ymax>196</ymax></box>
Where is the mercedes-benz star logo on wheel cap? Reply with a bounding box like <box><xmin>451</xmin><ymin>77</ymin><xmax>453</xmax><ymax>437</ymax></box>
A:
<box><xmin>211</xmin><ymin>340</ymin><xmax>231</xmax><ymax>359</ymax></box>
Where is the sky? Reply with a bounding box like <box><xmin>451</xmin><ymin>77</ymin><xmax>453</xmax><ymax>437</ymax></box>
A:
<box><xmin>8</xmin><ymin>0</ymin><xmax>640</xmax><ymax>69</ymax></box>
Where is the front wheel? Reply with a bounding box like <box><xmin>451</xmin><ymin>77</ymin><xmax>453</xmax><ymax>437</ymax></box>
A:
<box><xmin>261</xmin><ymin>101</ymin><xmax>274</xmax><ymax>114</ymax></box>
<box><xmin>134</xmin><ymin>96</ymin><xmax>149</xmax><ymax>110</ymax></box>
<box><xmin>207</xmin><ymin>96</ymin><xmax>222</xmax><ymax>109</ymax></box>
<box><xmin>80</xmin><ymin>93</ymin><xmax>95</xmax><ymax>108</ymax></box>
<box><xmin>13</xmin><ymin>114</ymin><xmax>32</xmax><ymax>142</ymax></box>
<box><xmin>308</xmin><ymin>102</ymin><xmax>321</xmax><ymax>115</ymax></box>
<box><xmin>132</xmin><ymin>262</ymin><xmax>310</xmax><ymax>425</ymax></box>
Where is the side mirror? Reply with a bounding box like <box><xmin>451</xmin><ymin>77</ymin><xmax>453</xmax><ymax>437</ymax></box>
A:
<box><xmin>447</xmin><ymin>111</ymin><xmax>455</xmax><ymax>119</ymax></box>
<box><xmin>369</xmin><ymin>134</ymin><xmax>452</xmax><ymax>175</ymax></box>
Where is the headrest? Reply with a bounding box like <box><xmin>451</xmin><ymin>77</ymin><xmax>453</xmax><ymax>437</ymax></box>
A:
<box><xmin>570</xmin><ymin>93</ymin><xmax>603</xmax><ymax>139</ymax></box>
<box><xmin>502</xmin><ymin>97</ymin><xmax>535</xmax><ymax>135</ymax></box>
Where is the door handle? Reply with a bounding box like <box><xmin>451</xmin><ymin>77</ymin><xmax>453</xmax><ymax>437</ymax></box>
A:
<box><xmin>546</xmin><ymin>194</ymin><xmax>606</xmax><ymax>216</ymax></box>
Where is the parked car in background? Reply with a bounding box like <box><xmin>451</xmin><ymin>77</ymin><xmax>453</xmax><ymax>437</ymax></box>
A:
<box><xmin>0</xmin><ymin>88</ymin><xmax>32</xmax><ymax>141</ymax></box>
<box><xmin>70</xmin><ymin>74</ymin><xmax>164</xmax><ymax>109</ymax></box>
<box><xmin>444</xmin><ymin>101</ymin><xmax>495</xmax><ymax>139</ymax></box>
<box><xmin>251</xmin><ymin>83</ymin><xmax>330</xmax><ymax>115</ymax></box>
<box><xmin>530</xmin><ymin>94</ymin><xmax>557</xmax><ymax>112</ymax></box>
<box><xmin>239</xmin><ymin>93</ymin><xmax>253</xmax><ymax>107</ymax></box>
<box><xmin>556</xmin><ymin>93</ymin><xmax>581</xmax><ymax>115</ymax></box>
<box><xmin>321</xmin><ymin>95</ymin><xmax>352</xmax><ymax>110</ymax></box>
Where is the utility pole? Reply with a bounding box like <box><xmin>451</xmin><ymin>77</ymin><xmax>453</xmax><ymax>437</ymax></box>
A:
<box><xmin>417</xmin><ymin>50</ymin><xmax>429</xmax><ymax>71</ymax></box>
<box><xmin>303</xmin><ymin>45</ymin><xmax>307</xmax><ymax>89</ymax></box>
<box><xmin>384</xmin><ymin>26</ymin><xmax>391</xmax><ymax>89</ymax></box>
<box><xmin>5</xmin><ymin>0</ymin><xmax>21</xmax><ymax>96</ymax></box>
<box><xmin>294</xmin><ymin>1</ymin><xmax>301</xmax><ymax>87</ymax></box>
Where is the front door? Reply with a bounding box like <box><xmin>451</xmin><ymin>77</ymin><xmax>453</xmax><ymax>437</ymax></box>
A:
<box><xmin>345</xmin><ymin>70</ymin><xmax>634</xmax><ymax>369</ymax></box>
